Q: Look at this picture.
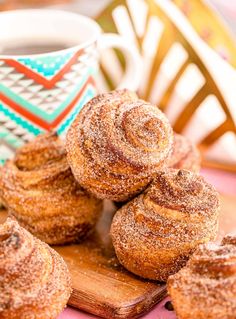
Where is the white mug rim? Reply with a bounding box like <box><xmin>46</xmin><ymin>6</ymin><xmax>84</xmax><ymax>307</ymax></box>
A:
<box><xmin>0</xmin><ymin>9</ymin><xmax>102</xmax><ymax>59</ymax></box>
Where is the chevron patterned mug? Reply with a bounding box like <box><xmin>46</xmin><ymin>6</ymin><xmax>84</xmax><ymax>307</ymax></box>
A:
<box><xmin>0</xmin><ymin>9</ymin><xmax>142</xmax><ymax>164</ymax></box>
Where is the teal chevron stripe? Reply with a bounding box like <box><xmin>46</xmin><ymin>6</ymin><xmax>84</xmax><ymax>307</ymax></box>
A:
<box><xmin>0</xmin><ymin>84</ymin><xmax>51</xmax><ymax>121</ymax></box>
<box><xmin>0</xmin><ymin>104</ymin><xmax>42</xmax><ymax>135</ymax></box>
<box><xmin>18</xmin><ymin>52</ymin><xmax>73</xmax><ymax>77</ymax></box>
<box><xmin>57</xmin><ymin>86</ymin><xmax>95</xmax><ymax>135</ymax></box>
<box><xmin>0</xmin><ymin>67</ymin><xmax>96</xmax><ymax>122</ymax></box>
<box><xmin>0</xmin><ymin>126</ymin><xmax>24</xmax><ymax>149</ymax></box>
<box><xmin>48</xmin><ymin>71</ymin><xmax>95</xmax><ymax>120</ymax></box>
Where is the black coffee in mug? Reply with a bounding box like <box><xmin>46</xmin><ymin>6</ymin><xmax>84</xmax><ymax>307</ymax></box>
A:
<box><xmin>0</xmin><ymin>42</ymin><xmax>70</xmax><ymax>55</ymax></box>
<box><xmin>0</xmin><ymin>9</ymin><xmax>140</xmax><ymax>166</ymax></box>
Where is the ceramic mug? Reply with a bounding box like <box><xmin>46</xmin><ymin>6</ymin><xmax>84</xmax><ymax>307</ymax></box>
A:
<box><xmin>0</xmin><ymin>9</ymin><xmax>142</xmax><ymax>164</ymax></box>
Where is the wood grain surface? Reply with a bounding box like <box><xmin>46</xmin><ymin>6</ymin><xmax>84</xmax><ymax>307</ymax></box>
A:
<box><xmin>0</xmin><ymin>194</ymin><xmax>235</xmax><ymax>319</ymax></box>
<box><xmin>56</xmin><ymin>200</ymin><xmax>167</xmax><ymax>319</ymax></box>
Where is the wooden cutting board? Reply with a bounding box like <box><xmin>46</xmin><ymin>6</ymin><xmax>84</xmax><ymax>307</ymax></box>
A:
<box><xmin>0</xmin><ymin>194</ymin><xmax>235</xmax><ymax>319</ymax></box>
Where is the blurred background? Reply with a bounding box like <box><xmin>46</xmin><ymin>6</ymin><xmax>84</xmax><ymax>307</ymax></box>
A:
<box><xmin>0</xmin><ymin>0</ymin><xmax>236</xmax><ymax>172</ymax></box>
<box><xmin>1</xmin><ymin>0</ymin><xmax>236</xmax><ymax>34</ymax></box>
<box><xmin>1</xmin><ymin>1</ymin><xmax>236</xmax><ymax>39</ymax></box>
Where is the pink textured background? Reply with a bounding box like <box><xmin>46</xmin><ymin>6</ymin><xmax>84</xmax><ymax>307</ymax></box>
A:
<box><xmin>58</xmin><ymin>168</ymin><xmax>236</xmax><ymax>319</ymax></box>
<box><xmin>58</xmin><ymin>297</ymin><xmax>176</xmax><ymax>319</ymax></box>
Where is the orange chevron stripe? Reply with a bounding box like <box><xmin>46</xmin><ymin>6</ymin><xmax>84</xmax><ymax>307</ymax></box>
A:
<box><xmin>52</xmin><ymin>76</ymin><xmax>96</xmax><ymax>127</ymax></box>
<box><xmin>0</xmin><ymin>76</ymin><xmax>96</xmax><ymax>130</ymax></box>
<box><xmin>0</xmin><ymin>92</ymin><xmax>50</xmax><ymax>130</ymax></box>
<box><xmin>4</xmin><ymin>48</ymin><xmax>85</xmax><ymax>89</ymax></box>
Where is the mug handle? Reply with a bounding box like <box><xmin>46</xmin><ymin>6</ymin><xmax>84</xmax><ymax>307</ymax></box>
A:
<box><xmin>98</xmin><ymin>33</ymin><xmax>142</xmax><ymax>91</ymax></box>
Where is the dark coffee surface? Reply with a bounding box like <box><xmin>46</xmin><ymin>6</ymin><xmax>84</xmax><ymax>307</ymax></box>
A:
<box><xmin>1</xmin><ymin>43</ymin><xmax>70</xmax><ymax>55</ymax></box>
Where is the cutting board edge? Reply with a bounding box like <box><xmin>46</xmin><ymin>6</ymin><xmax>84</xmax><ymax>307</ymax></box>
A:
<box><xmin>68</xmin><ymin>286</ymin><xmax>167</xmax><ymax>319</ymax></box>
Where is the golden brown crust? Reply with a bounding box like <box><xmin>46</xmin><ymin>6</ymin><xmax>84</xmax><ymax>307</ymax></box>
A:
<box><xmin>167</xmin><ymin>133</ymin><xmax>201</xmax><ymax>173</ymax></box>
<box><xmin>66</xmin><ymin>89</ymin><xmax>174</xmax><ymax>202</ymax></box>
<box><xmin>222</xmin><ymin>233</ymin><xmax>236</xmax><ymax>246</ymax></box>
<box><xmin>110</xmin><ymin>169</ymin><xmax>219</xmax><ymax>281</ymax></box>
<box><xmin>0</xmin><ymin>218</ymin><xmax>71</xmax><ymax>319</ymax></box>
<box><xmin>189</xmin><ymin>243</ymin><xmax>236</xmax><ymax>278</ymax></box>
<box><xmin>168</xmin><ymin>235</ymin><xmax>236</xmax><ymax>319</ymax></box>
<box><xmin>0</xmin><ymin>132</ymin><xmax>102</xmax><ymax>245</ymax></box>
<box><xmin>147</xmin><ymin>169</ymin><xmax>219</xmax><ymax>215</ymax></box>
<box><xmin>14</xmin><ymin>131</ymin><xmax>66</xmax><ymax>170</ymax></box>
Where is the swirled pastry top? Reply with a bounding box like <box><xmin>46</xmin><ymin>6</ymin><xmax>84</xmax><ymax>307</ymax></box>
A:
<box><xmin>15</xmin><ymin>131</ymin><xmax>66</xmax><ymax>171</ymax></box>
<box><xmin>67</xmin><ymin>89</ymin><xmax>173</xmax><ymax>174</ymax></box>
<box><xmin>145</xmin><ymin>169</ymin><xmax>219</xmax><ymax>217</ymax></box>
<box><xmin>0</xmin><ymin>218</ymin><xmax>71</xmax><ymax>317</ymax></box>
<box><xmin>167</xmin><ymin>235</ymin><xmax>236</xmax><ymax>319</ymax></box>
<box><xmin>3</xmin><ymin>132</ymin><xmax>73</xmax><ymax>190</ymax></box>
<box><xmin>66</xmin><ymin>90</ymin><xmax>173</xmax><ymax>201</ymax></box>
<box><xmin>0</xmin><ymin>219</ymin><xmax>41</xmax><ymax>279</ymax></box>
<box><xmin>189</xmin><ymin>241</ymin><xmax>236</xmax><ymax>278</ymax></box>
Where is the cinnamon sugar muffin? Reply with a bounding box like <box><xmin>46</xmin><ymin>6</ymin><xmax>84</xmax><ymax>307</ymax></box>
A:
<box><xmin>168</xmin><ymin>234</ymin><xmax>236</xmax><ymax>319</ymax></box>
<box><xmin>111</xmin><ymin>169</ymin><xmax>220</xmax><ymax>281</ymax></box>
<box><xmin>66</xmin><ymin>89</ymin><xmax>174</xmax><ymax>202</ymax></box>
<box><xmin>0</xmin><ymin>132</ymin><xmax>102</xmax><ymax>245</ymax></box>
<box><xmin>0</xmin><ymin>218</ymin><xmax>71</xmax><ymax>319</ymax></box>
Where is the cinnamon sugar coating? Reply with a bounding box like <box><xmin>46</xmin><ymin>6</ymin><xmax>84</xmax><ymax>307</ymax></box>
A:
<box><xmin>167</xmin><ymin>133</ymin><xmax>201</xmax><ymax>173</ymax></box>
<box><xmin>222</xmin><ymin>233</ymin><xmax>236</xmax><ymax>246</ymax></box>
<box><xmin>111</xmin><ymin>169</ymin><xmax>219</xmax><ymax>281</ymax></box>
<box><xmin>66</xmin><ymin>89</ymin><xmax>173</xmax><ymax>202</ymax></box>
<box><xmin>147</xmin><ymin>169</ymin><xmax>219</xmax><ymax>215</ymax></box>
<box><xmin>168</xmin><ymin>235</ymin><xmax>236</xmax><ymax>319</ymax></box>
<box><xmin>0</xmin><ymin>132</ymin><xmax>102</xmax><ymax>245</ymax></box>
<box><xmin>0</xmin><ymin>218</ymin><xmax>71</xmax><ymax>319</ymax></box>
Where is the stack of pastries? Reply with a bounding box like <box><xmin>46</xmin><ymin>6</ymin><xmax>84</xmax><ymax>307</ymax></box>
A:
<box><xmin>0</xmin><ymin>89</ymin><xmax>222</xmax><ymax>318</ymax></box>
<box><xmin>66</xmin><ymin>89</ymin><xmax>219</xmax><ymax>281</ymax></box>
<box><xmin>66</xmin><ymin>89</ymin><xmax>174</xmax><ymax>202</ymax></box>
<box><xmin>110</xmin><ymin>169</ymin><xmax>219</xmax><ymax>281</ymax></box>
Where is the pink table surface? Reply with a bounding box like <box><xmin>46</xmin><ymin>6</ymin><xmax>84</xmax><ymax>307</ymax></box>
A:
<box><xmin>58</xmin><ymin>168</ymin><xmax>236</xmax><ymax>319</ymax></box>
